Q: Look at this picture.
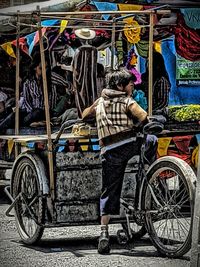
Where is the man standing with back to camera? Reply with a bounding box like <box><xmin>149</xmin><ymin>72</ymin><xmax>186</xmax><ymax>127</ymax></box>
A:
<box><xmin>82</xmin><ymin>69</ymin><xmax>157</xmax><ymax>254</ymax></box>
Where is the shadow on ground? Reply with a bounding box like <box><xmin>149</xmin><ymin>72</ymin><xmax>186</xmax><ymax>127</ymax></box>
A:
<box><xmin>12</xmin><ymin>235</ymin><xmax>190</xmax><ymax>262</ymax></box>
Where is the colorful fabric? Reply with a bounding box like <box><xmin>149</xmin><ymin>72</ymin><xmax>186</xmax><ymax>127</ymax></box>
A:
<box><xmin>118</xmin><ymin>4</ymin><xmax>143</xmax><ymax>12</ymax></box>
<box><xmin>135</xmin><ymin>40</ymin><xmax>149</xmax><ymax>58</ymax></box>
<box><xmin>91</xmin><ymin>1</ymin><xmax>118</xmax><ymax>20</ymax></box>
<box><xmin>130</xmin><ymin>68</ymin><xmax>142</xmax><ymax>85</ymax></box>
<box><xmin>28</xmin><ymin>19</ymin><xmax>58</xmax><ymax>55</ymax></box>
<box><xmin>59</xmin><ymin>20</ymin><xmax>68</xmax><ymax>34</ymax></box>
<box><xmin>12</xmin><ymin>37</ymin><xmax>29</xmax><ymax>55</ymax></box>
<box><xmin>132</xmin><ymin>89</ymin><xmax>147</xmax><ymax>110</ymax></box>
<box><xmin>175</xmin><ymin>13</ymin><xmax>200</xmax><ymax>61</ymax></box>
<box><xmin>124</xmin><ymin>19</ymin><xmax>141</xmax><ymax>44</ymax></box>
<box><xmin>0</xmin><ymin>42</ymin><xmax>16</xmax><ymax>58</ymax></box>
<box><xmin>167</xmin><ymin>150</ymin><xmax>192</xmax><ymax>165</ymax></box>
<box><xmin>154</xmin><ymin>41</ymin><xmax>162</xmax><ymax>53</ymax></box>
<box><xmin>157</xmin><ymin>137</ymin><xmax>172</xmax><ymax>157</ymax></box>
<box><xmin>172</xmin><ymin>135</ymin><xmax>193</xmax><ymax>154</ymax></box>
<box><xmin>192</xmin><ymin>146</ymin><xmax>199</xmax><ymax>169</ymax></box>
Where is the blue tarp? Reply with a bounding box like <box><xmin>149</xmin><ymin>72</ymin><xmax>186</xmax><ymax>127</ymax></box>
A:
<box><xmin>162</xmin><ymin>38</ymin><xmax>200</xmax><ymax>105</ymax></box>
<box><xmin>139</xmin><ymin>37</ymin><xmax>200</xmax><ymax>105</ymax></box>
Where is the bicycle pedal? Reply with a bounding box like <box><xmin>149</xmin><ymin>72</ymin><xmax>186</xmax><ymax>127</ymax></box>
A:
<box><xmin>117</xmin><ymin>229</ymin><xmax>129</xmax><ymax>245</ymax></box>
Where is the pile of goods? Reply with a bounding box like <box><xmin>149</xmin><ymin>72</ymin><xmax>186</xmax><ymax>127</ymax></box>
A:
<box><xmin>167</xmin><ymin>104</ymin><xmax>200</xmax><ymax>122</ymax></box>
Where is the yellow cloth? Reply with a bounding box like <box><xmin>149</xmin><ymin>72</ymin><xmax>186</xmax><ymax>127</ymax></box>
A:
<box><xmin>7</xmin><ymin>139</ymin><xmax>14</xmax><ymax>155</ymax></box>
<box><xmin>157</xmin><ymin>137</ymin><xmax>172</xmax><ymax>157</ymax></box>
<box><xmin>124</xmin><ymin>19</ymin><xmax>141</xmax><ymax>44</ymax></box>
<box><xmin>192</xmin><ymin>146</ymin><xmax>199</xmax><ymax>169</ymax></box>
<box><xmin>154</xmin><ymin>41</ymin><xmax>162</xmax><ymax>53</ymax></box>
<box><xmin>59</xmin><ymin>20</ymin><xmax>68</xmax><ymax>34</ymax></box>
<box><xmin>118</xmin><ymin>4</ymin><xmax>143</xmax><ymax>11</ymax></box>
<box><xmin>79</xmin><ymin>139</ymin><xmax>89</xmax><ymax>151</ymax></box>
<box><xmin>130</xmin><ymin>54</ymin><xmax>138</xmax><ymax>65</ymax></box>
<box><xmin>1</xmin><ymin>42</ymin><xmax>16</xmax><ymax>58</ymax></box>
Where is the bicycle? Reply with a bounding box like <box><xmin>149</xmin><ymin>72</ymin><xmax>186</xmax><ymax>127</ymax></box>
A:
<box><xmin>118</xmin><ymin>117</ymin><xmax>196</xmax><ymax>257</ymax></box>
<box><xmin>5</xmin><ymin>117</ymin><xmax>196</xmax><ymax>258</ymax></box>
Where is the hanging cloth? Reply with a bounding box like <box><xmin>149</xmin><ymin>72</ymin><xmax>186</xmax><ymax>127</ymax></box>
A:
<box><xmin>172</xmin><ymin>135</ymin><xmax>193</xmax><ymax>154</ymax></box>
<box><xmin>72</xmin><ymin>44</ymin><xmax>98</xmax><ymax>117</ymax></box>
<box><xmin>174</xmin><ymin>13</ymin><xmax>200</xmax><ymax>61</ymax></box>
<box><xmin>157</xmin><ymin>137</ymin><xmax>172</xmax><ymax>157</ymax></box>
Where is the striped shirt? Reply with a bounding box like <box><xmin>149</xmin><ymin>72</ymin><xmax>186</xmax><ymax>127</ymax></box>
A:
<box><xmin>22</xmin><ymin>72</ymin><xmax>69</xmax><ymax>113</ymax></box>
<box><xmin>22</xmin><ymin>78</ymin><xmax>44</xmax><ymax>112</ymax></box>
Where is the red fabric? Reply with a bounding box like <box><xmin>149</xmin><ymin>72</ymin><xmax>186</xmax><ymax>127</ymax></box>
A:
<box><xmin>174</xmin><ymin>13</ymin><xmax>200</xmax><ymax>61</ymax></box>
<box><xmin>172</xmin><ymin>135</ymin><xmax>193</xmax><ymax>154</ymax></box>
<box><xmin>167</xmin><ymin>135</ymin><xmax>193</xmax><ymax>166</ymax></box>
<box><xmin>167</xmin><ymin>150</ymin><xmax>192</xmax><ymax>165</ymax></box>
<box><xmin>12</xmin><ymin>37</ymin><xmax>29</xmax><ymax>55</ymax></box>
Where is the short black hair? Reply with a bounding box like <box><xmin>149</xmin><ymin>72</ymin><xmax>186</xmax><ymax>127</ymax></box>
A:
<box><xmin>106</xmin><ymin>68</ymin><xmax>136</xmax><ymax>90</ymax></box>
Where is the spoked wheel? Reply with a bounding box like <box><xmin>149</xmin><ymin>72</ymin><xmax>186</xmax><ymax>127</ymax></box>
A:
<box><xmin>12</xmin><ymin>157</ymin><xmax>45</xmax><ymax>245</ymax></box>
<box><xmin>142</xmin><ymin>156</ymin><xmax>196</xmax><ymax>257</ymax></box>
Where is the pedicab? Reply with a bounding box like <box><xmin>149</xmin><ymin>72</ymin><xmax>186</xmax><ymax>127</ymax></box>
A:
<box><xmin>1</xmin><ymin>8</ymin><xmax>197</xmax><ymax>258</ymax></box>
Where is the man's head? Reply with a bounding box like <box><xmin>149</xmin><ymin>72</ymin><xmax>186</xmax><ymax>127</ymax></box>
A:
<box><xmin>106</xmin><ymin>69</ymin><xmax>136</xmax><ymax>96</ymax></box>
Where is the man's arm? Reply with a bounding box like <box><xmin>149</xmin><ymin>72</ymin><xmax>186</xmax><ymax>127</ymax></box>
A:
<box><xmin>128</xmin><ymin>100</ymin><xmax>148</xmax><ymax>127</ymax></box>
<box><xmin>82</xmin><ymin>99</ymin><xmax>99</xmax><ymax>121</ymax></box>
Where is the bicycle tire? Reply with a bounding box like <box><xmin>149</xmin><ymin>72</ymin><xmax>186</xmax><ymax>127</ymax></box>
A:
<box><xmin>141</xmin><ymin>156</ymin><xmax>196</xmax><ymax>257</ymax></box>
<box><xmin>12</xmin><ymin>157</ymin><xmax>45</xmax><ymax>245</ymax></box>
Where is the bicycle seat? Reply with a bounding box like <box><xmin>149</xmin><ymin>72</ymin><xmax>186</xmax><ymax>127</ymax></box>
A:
<box><xmin>143</xmin><ymin>121</ymin><xmax>164</xmax><ymax>135</ymax></box>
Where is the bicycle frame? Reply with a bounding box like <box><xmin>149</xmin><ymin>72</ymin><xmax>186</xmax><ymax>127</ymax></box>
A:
<box><xmin>119</xmin><ymin>131</ymin><xmax>164</xmax><ymax>239</ymax></box>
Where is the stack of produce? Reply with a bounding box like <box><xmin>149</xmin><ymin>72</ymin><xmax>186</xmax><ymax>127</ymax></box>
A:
<box><xmin>168</xmin><ymin>104</ymin><xmax>200</xmax><ymax>122</ymax></box>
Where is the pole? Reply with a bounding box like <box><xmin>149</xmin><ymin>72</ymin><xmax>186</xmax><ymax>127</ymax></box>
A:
<box><xmin>37</xmin><ymin>7</ymin><xmax>55</xmax><ymax>200</ymax></box>
<box><xmin>111</xmin><ymin>18</ymin><xmax>116</xmax><ymax>70</ymax></box>
<box><xmin>148</xmin><ymin>12</ymin><xmax>154</xmax><ymax>116</ymax></box>
<box><xmin>15</xmin><ymin>10</ymin><xmax>20</xmax><ymax>157</ymax></box>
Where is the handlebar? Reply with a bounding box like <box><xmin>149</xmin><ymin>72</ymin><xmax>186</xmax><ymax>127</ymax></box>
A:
<box><xmin>53</xmin><ymin>118</ymin><xmax>82</xmax><ymax>145</ymax></box>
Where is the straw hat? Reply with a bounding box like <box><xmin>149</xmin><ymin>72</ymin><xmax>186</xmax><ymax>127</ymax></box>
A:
<box><xmin>75</xmin><ymin>28</ymin><xmax>96</xmax><ymax>40</ymax></box>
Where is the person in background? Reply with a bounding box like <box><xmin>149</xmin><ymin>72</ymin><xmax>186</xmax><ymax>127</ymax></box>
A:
<box><xmin>82</xmin><ymin>69</ymin><xmax>157</xmax><ymax>254</ymax></box>
<box><xmin>21</xmin><ymin>56</ymin><xmax>48</xmax><ymax>125</ymax></box>
<box><xmin>22</xmin><ymin>54</ymin><xmax>71</xmax><ymax>125</ymax></box>
<box><xmin>72</xmin><ymin>28</ymin><xmax>98</xmax><ymax>117</ymax></box>
<box><xmin>140</xmin><ymin>51</ymin><xmax>170</xmax><ymax>113</ymax></box>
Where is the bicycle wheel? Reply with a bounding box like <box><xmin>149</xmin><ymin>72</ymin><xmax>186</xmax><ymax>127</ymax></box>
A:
<box><xmin>142</xmin><ymin>156</ymin><xmax>196</xmax><ymax>257</ymax></box>
<box><xmin>12</xmin><ymin>157</ymin><xmax>45</xmax><ymax>245</ymax></box>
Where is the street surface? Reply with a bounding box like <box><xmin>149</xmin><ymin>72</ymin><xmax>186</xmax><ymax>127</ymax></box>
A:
<box><xmin>0</xmin><ymin>170</ymin><xmax>190</xmax><ymax>267</ymax></box>
<box><xmin>0</xmin><ymin>202</ymin><xmax>191</xmax><ymax>267</ymax></box>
